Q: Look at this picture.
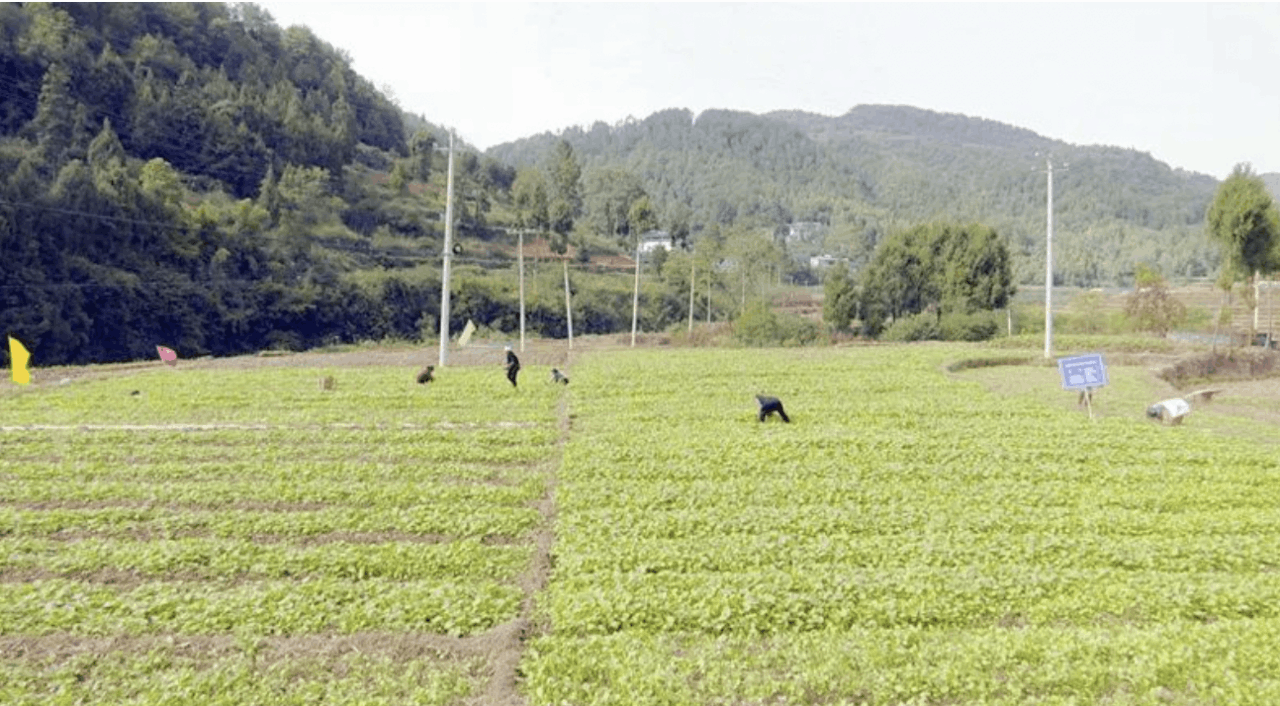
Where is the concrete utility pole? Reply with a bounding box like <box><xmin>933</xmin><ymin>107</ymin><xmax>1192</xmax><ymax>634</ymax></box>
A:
<box><xmin>438</xmin><ymin>129</ymin><xmax>456</xmax><ymax>367</ymax></box>
<box><xmin>688</xmin><ymin>260</ymin><xmax>696</xmax><ymax>334</ymax></box>
<box><xmin>1041</xmin><ymin>156</ymin><xmax>1065</xmax><ymax>359</ymax></box>
<box><xmin>1045</xmin><ymin>157</ymin><xmax>1054</xmax><ymax>358</ymax></box>
<box><xmin>631</xmin><ymin>239</ymin><xmax>641</xmax><ymax>347</ymax></box>
<box><xmin>518</xmin><ymin>229</ymin><xmax>526</xmax><ymax>353</ymax></box>
<box><xmin>706</xmin><ymin>275</ymin><xmax>712</xmax><ymax>324</ymax></box>
<box><xmin>563</xmin><ymin>259</ymin><xmax>574</xmax><ymax>349</ymax></box>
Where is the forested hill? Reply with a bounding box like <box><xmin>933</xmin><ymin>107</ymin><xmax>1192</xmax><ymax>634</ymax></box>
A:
<box><xmin>0</xmin><ymin>3</ymin><xmax>405</xmax><ymax>195</ymax></box>
<box><xmin>0</xmin><ymin>3</ymin><xmax>450</xmax><ymax>366</ymax></box>
<box><xmin>487</xmin><ymin>105</ymin><xmax>1224</xmax><ymax>285</ymax></box>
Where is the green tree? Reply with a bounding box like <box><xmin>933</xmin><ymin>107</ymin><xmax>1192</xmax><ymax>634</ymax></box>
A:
<box><xmin>583</xmin><ymin>167</ymin><xmax>647</xmax><ymax>241</ymax></box>
<box><xmin>407</xmin><ymin>129</ymin><xmax>435</xmax><ymax>182</ymax></box>
<box><xmin>545</xmin><ymin>140</ymin><xmax>581</xmax><ymax>254</ymax></box>
<box><xmin>512</xmin><ymin>168</ymin><xmax>550</xmax><ymax>232</ymax></box>
<box><xmin>859</xmin><ymin>228</ymin><xmax>934</xmax><ymax>334</ymax></box>
<box><xmin>822</xmin><ymin>260</ymin><xmax>858</xmax><ymax>332</ymax></box>
<box><xmin>665</xmin><ymin>202</ymin><xmax>693</xmax><ymax>250</ymax></box>
<box><xmin>387</xmin><ymin>161</ymin><xmax>411</xmax><ymax>195</ymax></box>
<box><xmin>86</xmin><ymin>119</ymin><xmax>129</xmax><ymax>204</ymax></box>
<box><xmin>27</xmin><ymin>62</ymin><xmax>83</xmax><ymax>166</ymax></box>
<box><xmin>936</xmin><ymin>223</ymin><xmax>1015</xmax><ymax>314</ymax></box>
<box><xmin>1124</xmin><ymin>263</ymin><xmax>1186</xmax><ymax>337</ymax></box>
<box><xmin>628</xmin><ymin>195</ymin><xmax>658</xmax><ymax>241</ymax></box>
<box><xmin>860</xmin><ymin>222</ymin><xmax>1015</xmax><ymax>337</ymax></box>
<box><xmin>17</xmin><ymin>3</ymin><xmax>86</xmax><ymax>66</ymax></box>
<box><xmin>1206</xmin><ymin>163</ymin><xmax>1280</xmax><ymax>340</ymax></box>
<box><xmin>139</xmin><ymin>157</ymin><xmax>185</xmax><ymax>213</ymax></box>
<box><xmin>256</xmin><ymin>164</ymin><xmax>281</xmax><ymax>225</ymax></box>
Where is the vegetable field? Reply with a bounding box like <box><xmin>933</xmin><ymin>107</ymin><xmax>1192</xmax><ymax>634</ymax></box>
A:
<box><xmin>3</xmin><ymin>344</ymin><xmax>1279</xmax><ymax>705</ymax></box>
<box><xmin>531</xmin><ymin>346</ymin><xmax>1280</xmax><ymax>705</ymax></box>
<box><xmin>1</xmin><ymin>364</ymin><xmax>563</xmax><ymax>705</ymax></box>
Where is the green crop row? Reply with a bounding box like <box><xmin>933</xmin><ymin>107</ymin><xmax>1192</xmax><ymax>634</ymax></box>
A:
<box><xmin>0</xmin><ymin>503</ymin><xmax>543</xmax><ymax>540</ymax></box>
<box><xmin>1</xmin><ymin>426</ymin><xmax>559</xmax><ymax>467</ymax></box>
<box><xmin>546</xmin><ymin>565</ymin><xmax>1280</xmax><ymax>635</ymax></box>
<box><xmin>557</xmin><ymin>501</ymin><xmax>1280</xmax><ymax>545</ymax></box>
<box><xmin>0</xmin><ymin>367</ymin><xmax>563</xmax><ymax>427</ymax></box>
<box><xmin>1</xmin><ymin>474</ymin><xmax>545</xmax><ymax>509</ymax></box>
<box><xmin>1</xmin><ymin>456</ymin><xmax>540</xmax><ymax>484</ymax></box>
<box><xmin>0</xmin><ymin>648</ymin><xmax>483</xmax><ymax>706</ymax></box>
<box><xmin>554</xmin><ymin>526</ymin><xmax>1280</xmax><ymax>575</ymax></box>
<box><xmin>0</xmin><ymin>576</ymin><xmax>520</xmax><ymax>637</ymax></box>
<box><xmin>0</xmin><ymin>536</ymin><xmax>530</xmax><ymax>582</ymax></box>
<box><xmin>526</xmin><ymin>620</ymin><xmax>1280</xmax><ymax>705</ymax></box>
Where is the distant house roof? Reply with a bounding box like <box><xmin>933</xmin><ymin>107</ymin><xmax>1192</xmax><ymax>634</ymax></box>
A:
<box><xmin>639</xmin><ymin>230</ymin><xmax>672</xmax><ymax>252</ymax></box>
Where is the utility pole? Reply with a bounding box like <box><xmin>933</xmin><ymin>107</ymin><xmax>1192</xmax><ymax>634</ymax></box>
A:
<box><xmin>631</xmin><ymin>238</ymin><xmax>641</xmax><ymax>346</ymax></box>
<box><xmin>438</xmin><ymin>129</ymin><xmax>456</xmax><ymax>367</ymax></box>
<box><xmin>563</xmin><ymin>259</ymin><xmax>574</xmax><ymax>349</ymax></box>
<box><xmin>688</xmin><ymin>260</ymin><xmax>696</xmax><ymax>334</ymax></box>
<box><xmin>706</xmin><ymin>274</ymin><xmax>712</xmax><ymax>324</ymax></box>
<box><xmin>1040</xmin><ymin>156</ymin><xmax>1066</xmax><ymax>359</ymax></box>
<box><xmin>518</xmin><ymin>229</ymin><xmax>526</xmax><ymax>353</ymax></box>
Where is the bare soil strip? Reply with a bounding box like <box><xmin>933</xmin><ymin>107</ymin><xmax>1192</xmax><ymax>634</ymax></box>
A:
<box><xmin>473</xmin><ymin>387</ymin><xmax>567</xmax><ymax>706</ymax></box>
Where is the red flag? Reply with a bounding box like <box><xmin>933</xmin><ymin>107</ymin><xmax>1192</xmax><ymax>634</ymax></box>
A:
<box><xmin>156</xmin><ymin>345</ymin><xmax>178</xmax><ymax>366</ymax></box>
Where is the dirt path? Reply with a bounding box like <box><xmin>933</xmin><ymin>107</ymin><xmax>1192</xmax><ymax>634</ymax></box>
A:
<box><xmin>470</xmin><ymin>351</ymin><xmax>571</xmax><ymax>706</ymax></box>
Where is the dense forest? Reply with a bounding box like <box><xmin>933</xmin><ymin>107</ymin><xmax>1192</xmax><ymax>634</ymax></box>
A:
<box><xmin>1</xmin><ymin>2</ymin><xmax>464</xmax><ymax>365</ymax></box>
<box><xmin>0</xmin><ymin>2</ymin><xmax>1260</xmax><ymax>367</ymax></box>
<box><xmin>489</xmin><ymin>106</ymin><xmax>1225</xmax><ymax>285</ymax></box>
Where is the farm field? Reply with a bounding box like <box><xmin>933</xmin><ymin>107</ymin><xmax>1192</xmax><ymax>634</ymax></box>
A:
<box><xmin>2</xmin><ymin>340</ymin><xmax>1279</xmax><ymax>705</ymax></box>
<box><xmin>529</xmin><ymin>344</ymin><xmax>1280</xmax><ymax>705</ymax></box>
<box><xmin>0</xmin><ymin>363</ymin><xmax>564</xmax><ymax>705</ymax></box>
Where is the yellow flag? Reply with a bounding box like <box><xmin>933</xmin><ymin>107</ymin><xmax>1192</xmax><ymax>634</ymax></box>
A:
<box><xmin>8</xmin><ymin>336</ymin><xmax>30</xmax><ymax>385</ymax></box>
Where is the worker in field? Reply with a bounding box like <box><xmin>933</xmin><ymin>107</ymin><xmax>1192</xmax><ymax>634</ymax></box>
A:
<box><xmin>755</xmin><ymin>395</ymin><xmax>790</xmax><ymax>423</ymax></box>
<box><xmin>1146</xmin><ymin>398</ymin><xmax>1190</xmax><ymax>425</ymax></box>
<box><xmin>416</xmin><ymin>364</ymin><xmax>435</xmax><ymax>385</ymax></box>
<box><xmin>504</xmin><ymin>346</ymin><xmax>520</xmax><ymax>388</ymax></box>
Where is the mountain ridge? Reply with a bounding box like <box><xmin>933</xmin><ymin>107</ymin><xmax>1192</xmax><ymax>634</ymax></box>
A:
<box><xmin>487</xmin><ymin>103</ymin><xmax>1224</xmax><ymax>285</ymax></box>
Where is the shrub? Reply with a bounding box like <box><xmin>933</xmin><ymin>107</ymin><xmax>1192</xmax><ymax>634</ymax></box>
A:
<box><xmin>881</xmin><ymin>312</ymin><xmax>941</xmax><ymax>342</ymax></box>
<box><xmin>734</xmin><ymin>301</ymin><xmax>822</xmax><ymax>347</ymax></box>
<box><xmin>939</xmin><ymin>310</ymin><xmax>1001</xmax><ymax>341</ymax></box>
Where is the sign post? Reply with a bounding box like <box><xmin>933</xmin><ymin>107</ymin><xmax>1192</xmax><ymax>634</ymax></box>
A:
<box><xmin>1057</xmin><ymin>353</ymin><xmax>1108</xmax><ymax>420</ymax></box>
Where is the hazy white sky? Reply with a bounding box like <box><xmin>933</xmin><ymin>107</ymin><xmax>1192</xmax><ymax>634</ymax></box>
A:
<box><xmin>258</xmin><ymin>2</ymin><xmax>1279</xmax><ymax>179</ymax></box>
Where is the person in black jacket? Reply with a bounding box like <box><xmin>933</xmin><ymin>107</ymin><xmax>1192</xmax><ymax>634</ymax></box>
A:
<box><xmin>504</xmin><ymin>346</ymin><xmax>520</xmax><ymax>388</ymax></box>
<box><xmin>755</xmin><ymin>395</ymin><xmax>790</xmax><ymax>423</ymax></box>
<box><xmin>416</xmin><ymin>365</ymin><xmax>435</xmax><ymax>385</ymax></box>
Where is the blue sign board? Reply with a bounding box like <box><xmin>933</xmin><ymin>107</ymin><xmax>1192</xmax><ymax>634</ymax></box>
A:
<box><xmin>1058</xmin><ymin>353</ymin><xmax>1108</xmax><ymax>390</ymax></box>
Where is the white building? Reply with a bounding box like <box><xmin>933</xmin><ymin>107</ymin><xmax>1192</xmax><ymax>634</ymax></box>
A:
<box><xmin>638</xmin><ymin>230</ymin><xmax>673</xmax><ymax>254</ymax></box>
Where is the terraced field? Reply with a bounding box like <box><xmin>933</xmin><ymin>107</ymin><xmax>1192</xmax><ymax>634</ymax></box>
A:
<box><xmin>3</xmin><ymin>343</ymin><xmax>1278</xmax><ymax>705</ymax></box>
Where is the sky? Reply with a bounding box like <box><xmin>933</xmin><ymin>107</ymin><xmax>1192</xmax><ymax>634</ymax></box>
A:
<box><xmin>257</xmin><ymin>2</ymin><xmax>1280</xmax><ymax>179</ymax></box>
